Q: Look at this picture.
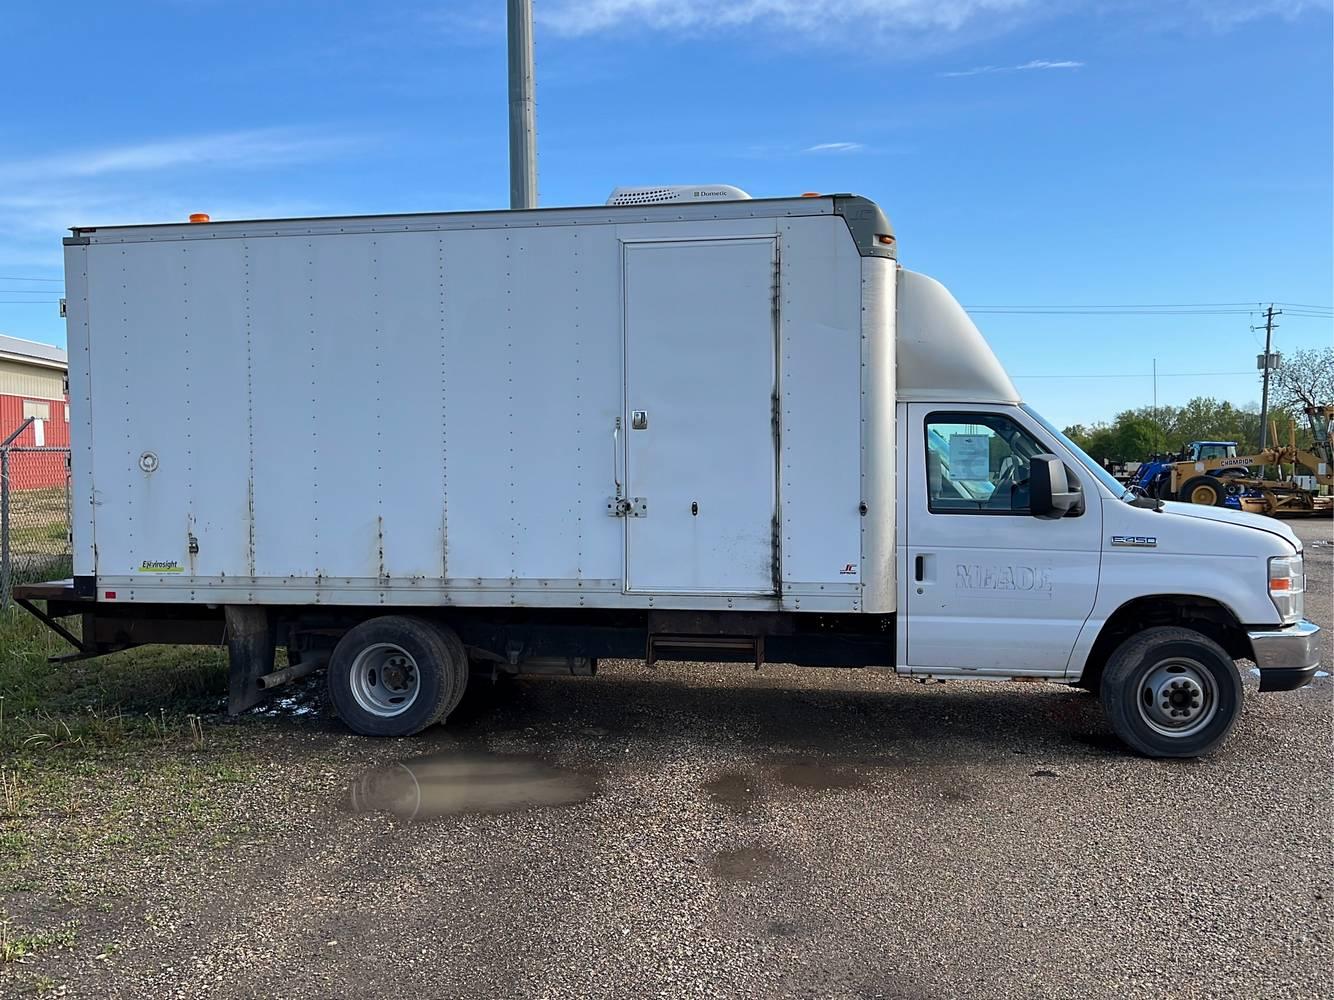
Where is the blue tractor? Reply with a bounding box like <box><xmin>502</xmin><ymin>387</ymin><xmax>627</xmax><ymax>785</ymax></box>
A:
<box><xmin>1128</xmin><ymin>441</ymin><xmax>1250</xmax><ymax>508</ymax></box>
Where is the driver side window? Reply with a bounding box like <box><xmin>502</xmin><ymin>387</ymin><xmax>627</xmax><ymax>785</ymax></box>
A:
<box><xmin>925</xmin><ymin>412</ymin><xmax>1045</xmax><ymax>514</ymax></box>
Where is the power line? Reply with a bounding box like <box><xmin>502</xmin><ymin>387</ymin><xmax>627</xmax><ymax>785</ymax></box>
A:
<box><xmin>966</xmin><ymin>301</ymin><xmax>1332</xmax><ymax>317</ymax></box>
<box><xmin>0</xmin><ymin>275</ymin><xmax>63</xmax><ymax>283</ymax></box>
<box><xmin>969</xmin><ymin>301</ymin><xmax>1266</xmax><ymax>308</ymax></box>
<box><xmin>966</xmin><ymin>300</ymin><xmax>1331</xmax><ymax>309</ymax></box>
<box><xmin>970</xmin><ymin>309</ymin><xmax>1259</xmax><ymax>316</ymax></box>
<box><xmin>970</xmin><ymin>308</ymin><xmax>1331</xmax><ymax>320</ymax></box>
<box><xmin>1011</xmin><ymin>370</ymin><xmax>1254</xmax><ymax>379</ymax></box>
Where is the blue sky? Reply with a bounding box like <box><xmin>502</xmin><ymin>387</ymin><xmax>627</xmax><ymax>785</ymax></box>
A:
<box><xmin>1</xmin><ymin>0</ymin><xmax>1330</xmax><ymax>428</ymax></box>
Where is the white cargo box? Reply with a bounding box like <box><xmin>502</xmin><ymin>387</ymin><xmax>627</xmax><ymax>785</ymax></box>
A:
<box><xmin>64</xmin><ymin>196</ymin><xmax>897</xmax><ymax>614</ymax></box>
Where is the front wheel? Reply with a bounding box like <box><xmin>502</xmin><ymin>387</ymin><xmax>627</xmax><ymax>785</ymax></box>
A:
<box><xmin>1099</xmin><ymin>626</ymin><xmax>1243</xmax><ymax>758</ymax></box>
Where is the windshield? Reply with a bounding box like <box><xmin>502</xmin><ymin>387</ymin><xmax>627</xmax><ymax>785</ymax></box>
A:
<box><xmin>1021</xmin><ymin>403</ymin><xmax>1132</xmax><ymax>501</ymax></box>
<box><xmin>1195</xmin><ymin>443</ymin><xmax>1237</xmax><ymax>461</ymax></box>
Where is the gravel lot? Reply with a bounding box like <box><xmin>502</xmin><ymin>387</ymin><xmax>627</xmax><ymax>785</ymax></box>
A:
<box><xmin>3</xmin><ymin>519</ymin><xmax>1330</xmax><ymax>999</ymax></box>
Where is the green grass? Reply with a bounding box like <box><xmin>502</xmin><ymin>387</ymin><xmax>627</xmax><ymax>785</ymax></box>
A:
<box><xmin>0</xmin><ymin>916</ymin><xmax>77</xmax><ymax>964</ymax></box>
<box><xmin>0</xmin><ymin>607</ymin><xmax>274</xmax><ymax>924</ymax></box>
<box><xmin>0</xmin><ymin>607</ymin><xmax>228</xmax><ymax>756</ymax></box>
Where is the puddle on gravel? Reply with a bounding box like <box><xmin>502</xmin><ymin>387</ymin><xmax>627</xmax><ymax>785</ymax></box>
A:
<box><xmin>771</xmin><ymin>759</ymin><xmax>867</xmax><ymax>792</ymax></box>
<box><xmin>711</xmin><ymin>846</ymin><xmax>780</xmax><ymax>883</ymax></box>
<box><xmin>703</xmin><ymin>770</ymin><xmax>761</xmax><ymax>810</ymax></box>
<box><xmin>345</xmin><ymin>751</ymin><xmax>596</xmax><ymax>822</ymax></box>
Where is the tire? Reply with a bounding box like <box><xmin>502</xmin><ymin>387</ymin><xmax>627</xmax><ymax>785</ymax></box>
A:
<box><xmin>1179</xmin><ymin>475</ymin><xmax>1225</xmax><ymax>507</ymax></box>
<box><xmin>327</xmin><ymin>616</ymin><xmax>465</xmax><ymax>737</ymax></box>
<box><xmin>433</xmin><ymin>625</ymin><xmax>470</xmax><ymax>719</ymax></box>
<box><xmin>1099</xmin><ymin>626</ymin><xmax>1243</xmax><ymax>758</ymax></box>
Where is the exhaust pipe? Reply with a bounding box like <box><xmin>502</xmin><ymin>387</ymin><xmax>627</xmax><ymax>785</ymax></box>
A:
<box><xmin>257</xmin><ymin>650</ymin><xmax>330</xmax><ymax>690</ymax></box>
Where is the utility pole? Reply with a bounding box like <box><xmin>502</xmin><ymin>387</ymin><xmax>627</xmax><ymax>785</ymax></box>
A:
<box><xmin>1254</xmin><ymin>304</ymin><xmax>1282</xmax><ymax>450</ymax></box>
<box><xmin>507</xmin><ymin>0</ymin><xmax>538</xmax><ymax>210</ymax></box>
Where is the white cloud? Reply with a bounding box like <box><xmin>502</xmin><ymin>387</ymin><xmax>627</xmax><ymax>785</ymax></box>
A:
<box><xmin>533</xmin><ymin>0</ymin><xmax>1330</xmax><ymax>37</ymax></box>
<box><xmin>804</xmin><ymin>142</ymin><xmax>864</xmax><ymax>154</ymax></box>
<box><xmin>538</xmin><ymin>0</ymin><xmax>1035</xmax><ymax>36</ymax></box>
<box><xmin>0</xmin><ymin>128</ymin><xmax>361</xmax><ymax>288</ymax></box>
<box><xmin>940</xmin><ymin>58</ymin><xmax>1084</xmax><ymax>77</ymax></box>
<box><xmin>1016</xmin><ymin>58</ymin><xmax>1083</xmax><ymax>70</ymax></box>
<box><xmin>0</xmin><ymin>128</ymin><xmax>364</xmax><ymax>184</ymax></box>
<box><xmin>1171</xmin><ymin>0</ymin><xmax>1330</xmax><ymax>28</ymax></box>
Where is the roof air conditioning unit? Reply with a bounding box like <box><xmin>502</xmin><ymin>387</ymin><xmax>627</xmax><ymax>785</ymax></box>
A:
<box><xmin>606</xmin><ymin>185</ymin><xmax>751</xmax><ymax>206</ymax></box>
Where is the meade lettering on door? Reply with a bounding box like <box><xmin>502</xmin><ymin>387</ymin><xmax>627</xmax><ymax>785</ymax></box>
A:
<box><xmin>955</xmin><ymin>563</ymin><xmax>1053</xmax><ymax>597</ymax></box>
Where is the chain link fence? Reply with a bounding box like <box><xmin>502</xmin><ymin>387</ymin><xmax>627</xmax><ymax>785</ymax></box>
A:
<box><xmin>2</xmin><ymin>417</ymin><xmax>72</xmax><ymax>606</ymax></box>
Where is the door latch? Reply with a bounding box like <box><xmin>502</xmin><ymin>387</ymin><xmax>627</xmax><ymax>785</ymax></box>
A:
<box><xmin>605</xmin><ymin>497</ymin><xmax>648</xmax><ymax>517</ymax></box>
<box><xmin>631</xmin><ymin>410</ymin><xmax>648</xmax><ymax>430</ymax></box>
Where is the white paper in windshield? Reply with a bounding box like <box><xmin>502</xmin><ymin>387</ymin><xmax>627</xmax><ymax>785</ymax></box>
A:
<box><xmin>949</xmin><ymin>434</ymin><xmax>990</xmax><ymax>480</ymax></box>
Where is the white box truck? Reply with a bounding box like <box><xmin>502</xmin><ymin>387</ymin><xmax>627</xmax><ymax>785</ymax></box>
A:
<box><xmin>17</xmin><ymin>187</ymin><xmax>1319</xmax><ymax>757</ymax></box>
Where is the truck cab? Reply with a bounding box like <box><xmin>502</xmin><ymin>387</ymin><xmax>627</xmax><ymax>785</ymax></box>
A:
<box><xmin>894</xmin><ymin>271</ymin><xmax>1318</xmax><ymax>756</ymax></box>
<box><xmin>1188</xmin><ymin>441</ymin><xmax>1239</xmax><ymax>462</ymax></box>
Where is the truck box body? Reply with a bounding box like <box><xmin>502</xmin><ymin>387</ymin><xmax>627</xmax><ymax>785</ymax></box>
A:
<box><xmin>63</xmin><ymin>196</ymin><xmax>896</xmax><ymax>613</ymax></box>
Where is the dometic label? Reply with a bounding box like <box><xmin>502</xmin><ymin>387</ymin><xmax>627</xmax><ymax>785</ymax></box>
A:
<box><xmin>955</xmin><ymin>563</ymin><xmax>1052</xmax><ymax>597</ymax></box>
<box><xmin>138</xmin><ymin>560</ymin><xmax>184</xmax><ymax>573</ymax></box>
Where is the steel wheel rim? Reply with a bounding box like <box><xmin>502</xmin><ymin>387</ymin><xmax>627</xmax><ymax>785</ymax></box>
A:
<box><xmin>349</xmin><ymin>643</ymin><xmax>421</xmax><ymax>718</ymax></box>
<box><xmin>1190</xmin><ymin>484</ymin><xmax>1217</xmax><ymax>505</ymax></box>
<box><xmin>1136</xmin><ymin>657</ymin><xmax>1219</xmax><ymax>738</ymax></box>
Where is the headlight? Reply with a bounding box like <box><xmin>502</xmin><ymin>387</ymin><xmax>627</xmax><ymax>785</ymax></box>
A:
<box><xmin>1268</xmin><ymin>553</ymin><xmax>1305</xmax><ymax>625</ymax></box>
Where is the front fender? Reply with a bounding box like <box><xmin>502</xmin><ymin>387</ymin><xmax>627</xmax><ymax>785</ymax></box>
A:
<box><xmin>1066</xmin><ymin>553</ymin><xmax>1279</xmax><ymax>679</ymax></box>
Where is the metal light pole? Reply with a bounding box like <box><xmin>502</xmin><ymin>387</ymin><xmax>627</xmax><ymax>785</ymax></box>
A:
<box><xmin>507</xmin><ymin>0</ymin><xmax>538</xmax><ymax>209</ymax></box>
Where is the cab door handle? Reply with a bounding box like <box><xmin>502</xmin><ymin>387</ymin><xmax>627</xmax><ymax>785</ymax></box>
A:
<box><xmin>915</xmin><ymin>555</ymin><xmax>924</xmax><ymax>582</ymax></box>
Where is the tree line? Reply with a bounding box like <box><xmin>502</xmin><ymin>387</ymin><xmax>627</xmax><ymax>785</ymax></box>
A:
<box><xmin>1062</xmin><ymin>347</ymin><xmax>1332</xmax><ymax>465</ymax></box>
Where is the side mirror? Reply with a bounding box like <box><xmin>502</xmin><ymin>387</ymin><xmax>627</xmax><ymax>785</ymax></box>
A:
<box><xmin>1029</xmin><ymin>455</ymin><xmax>1082</xmax><ymax>519</ymax></box>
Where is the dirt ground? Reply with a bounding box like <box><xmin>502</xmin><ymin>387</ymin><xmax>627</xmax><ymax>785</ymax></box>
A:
<box><xmin>1</xmin><ymin>519</ymin><xmax>1330</xmax><ymax>999</ymax></box>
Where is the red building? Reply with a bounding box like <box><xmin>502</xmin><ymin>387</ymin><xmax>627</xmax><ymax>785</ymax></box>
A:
<box><xmin>0</xmin><ymin>333</ymin><xmax>69</xmax><ymax>488</ymax></box>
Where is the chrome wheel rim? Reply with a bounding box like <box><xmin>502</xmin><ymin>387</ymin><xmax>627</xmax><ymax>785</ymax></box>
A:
<box><xmin>1136</xmin><ymin>657</ymin><xmax>1218</xmax><ymax>738</ymax></box>
<box><xmin>349</xmin><ymin>643</ymin><xmax>420</xmax><ymax>718</ymax></box>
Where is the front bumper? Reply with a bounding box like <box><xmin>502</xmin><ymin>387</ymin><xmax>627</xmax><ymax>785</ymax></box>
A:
<box><xmin>1247</xmin><ymin>619</ymin><xmax>1322</xmax><ymax>692</ymax></box>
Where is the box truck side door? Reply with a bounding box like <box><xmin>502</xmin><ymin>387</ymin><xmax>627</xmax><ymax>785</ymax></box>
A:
<box><xmin>622</xmin><ymin>238</ymin><xmax>778</xmax><ymax>595</ymax></box>
<box><xmin>903</xmin><ymin>403</ymin><xmax>1101</xmax><ymax>675</ymax></box>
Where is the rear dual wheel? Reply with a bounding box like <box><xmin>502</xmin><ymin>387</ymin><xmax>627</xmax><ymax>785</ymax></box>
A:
<box><xmin>327</xmin><ymin>616</ymin><xmax>469</xmax><ymax>737</ymax></box>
